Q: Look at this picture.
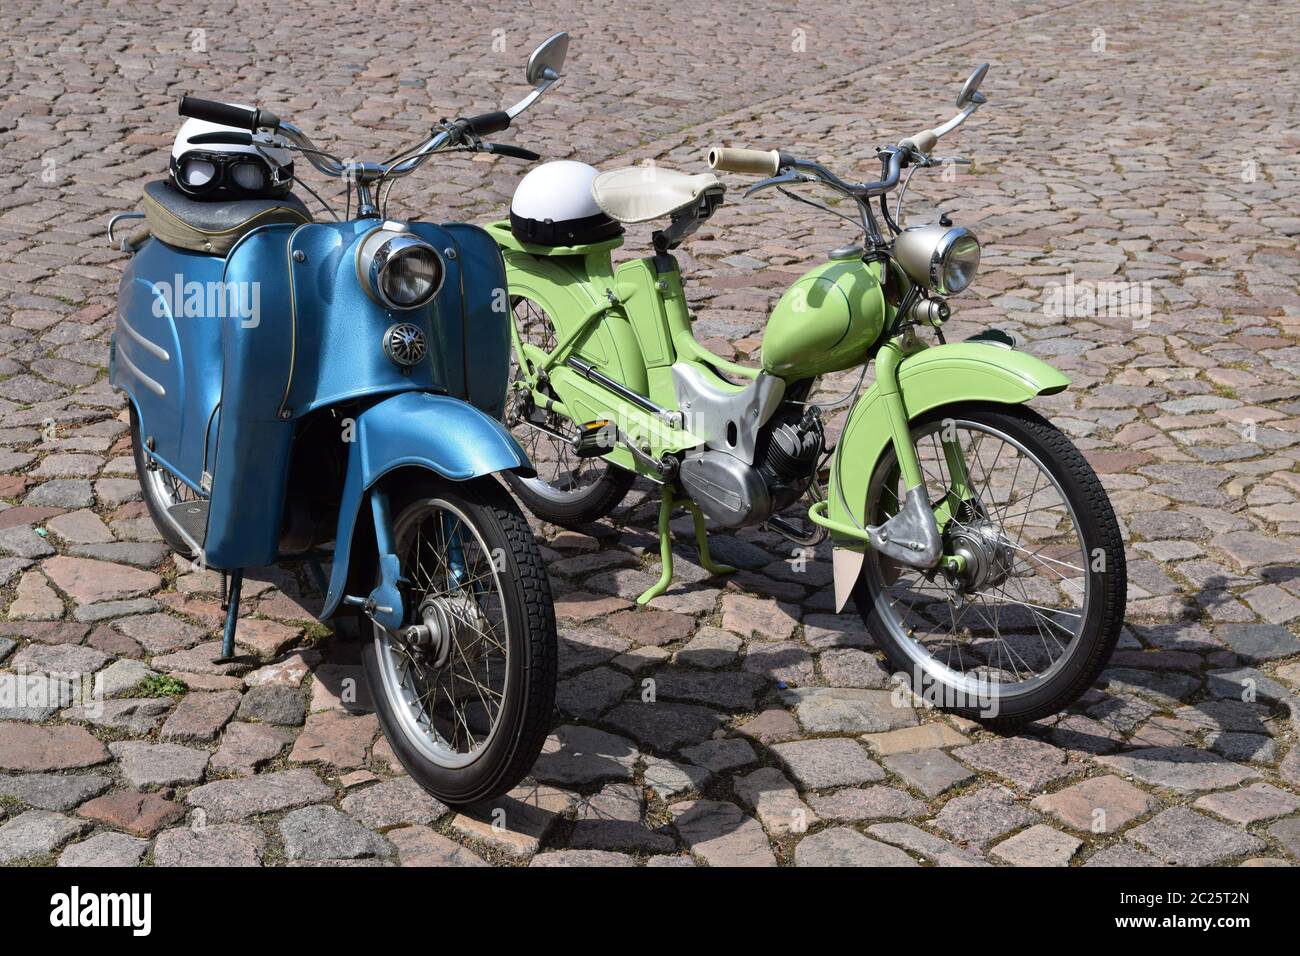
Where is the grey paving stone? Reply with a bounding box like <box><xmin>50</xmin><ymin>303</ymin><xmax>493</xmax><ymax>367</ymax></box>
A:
<box><xmin>236</xmin><ymin>683</ymin><xmax>306</xmax><ymax>726</ymax></box>
<box><xmin>771</xmin><ymin>737</ymin><xmax>885</xmax><ymax>789</ymax></box>
<box><xmin>153</xmin><ymin>824</ymin><xmax>266</xmax><ymax>867</ymax></box>
<box><xmin>795</xmin><ymin>827</ymin><xmax>918</xmax><ymax>866</ymax></box>
<box><xmin>932</xmin><ymin>786</ymin><xmax>1036</xmax><ymax>847</ymax></box>
<box><xmin>1214</xmin><ymin>623</ymin><xmax>1300</xmax><ymax>662</ymax></box>
<box><xmin>0</xmin><ymin>810</ymin><xmax>91</xmax><ymax>863</ymax></box>
<box><xmin>1097</xmin><ymin>746</ymin><xmax>1259</xmax><ymax>791</ymax></box>
<box><xmin>990</xmin><ymin>825</ymin><xmax>1082</xmax><ymax>866</ymax></box>
<box><xmin>57</xmin><ymin>832</ymin><xmax>150</xmax><ymax>867</ymax></box>
<box><xmin>531</xmin><ymin>724</ymin><xmax>639</xmax><ymax>786</ymax></box>
<box><xmin>280</xmin><ymin>805</ymin><xmax>394</xmax><ymax>861</ymax></box>
<box><xmin>0</xmin><ymin>772</ymin><xmax>112</xmax><ymax>811</ymax></box>
<box><xmin>341</xmin><ymin>778</ymin><xmax>448</xmax><ymax>830</ymax></box>
<box><xmin>602</xmin><ymin>701</ymin><xmax>727</xmax><ymax>752</ymax></box>
<box><xmin>109</xmin><ymin>741</ymin><xmax>209</xmax><ymax>788</ymax></box>
<box><xmin>185</xmin><ymin>768</ymin><xmax>333</xmax><ymax>821</ymax></box>
<box><xmin>1128</xmin><ymin>807</ymin><xmax>1266</xmax><ymax>865</ymax></box>
<box><xmin>883</xmin><ymin>748</ymin><xmax>976</xmax><ymax>798</ymax></box>
<box><xmin>679</xmin><ymin>737</ymin><xmax>758</xmax><ymax>774</ymax></box>
<box><xmin>671</xmin><ymin>800</ymin><xmax>776</xmax><ymax>867</ymax></box>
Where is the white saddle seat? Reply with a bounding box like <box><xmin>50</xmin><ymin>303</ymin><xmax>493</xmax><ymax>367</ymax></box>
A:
<box><xmin>591</xmin><ymin>166</ymin><xmax>724</xmax><ymax>224</ymax></box>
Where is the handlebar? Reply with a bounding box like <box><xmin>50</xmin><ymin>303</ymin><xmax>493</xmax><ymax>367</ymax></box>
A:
<box><xmin>178</xmin><ymin>96</ymin><xmax>280</xmax><ymax>132</ymax></box>
<box><xmin>708</xmin><ymin>145</ymin><xmax>906</xmax><ymax>198</ymax></box>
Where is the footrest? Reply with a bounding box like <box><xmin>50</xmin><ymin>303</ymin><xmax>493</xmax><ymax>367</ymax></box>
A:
<box><xmin>166</xmin><ymin>499</ymin><xmax>209</xmax><ymax>554</ymax></box>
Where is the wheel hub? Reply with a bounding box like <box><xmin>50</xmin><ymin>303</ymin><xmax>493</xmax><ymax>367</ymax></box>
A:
<box><xmin>945</xmin><ymin>521</ymin><xmax>1014</xmax><ymax>594</ymax></box>
<box><xmin>400</xmin><ymin>593</ymin><xmax>488</xmax><ymax>669</ymax></box>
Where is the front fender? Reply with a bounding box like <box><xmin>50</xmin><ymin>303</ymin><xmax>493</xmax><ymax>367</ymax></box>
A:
<box><xmin>319</xmin><ymin>391</ymin><xmax>533</xmax><ymax>619</ymax></box>
<box><xmin>826</xmin><ymin>342</ymin><xmax>1070</xmax><ymax>608</ymax></box>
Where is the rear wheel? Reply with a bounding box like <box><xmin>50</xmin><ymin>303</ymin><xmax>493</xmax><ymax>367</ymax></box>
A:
<box><xmin>853</xmin><ymin>404</ymin><xmax>1125</xmax><ymax>725</ymax></box>
<box><xmin>502</xmin><ymin>296</ymin><xmax>633</xmax><ymax>526</ymax></box>
<box><xmin>129</xmin><ymin>405</ymin><xmax>203</xmax><ymax>556</ymax></box>
<box><xmin>361</xmin><ymin>475</ymin><xmax>556</xmax><ymax>804</ymax></box>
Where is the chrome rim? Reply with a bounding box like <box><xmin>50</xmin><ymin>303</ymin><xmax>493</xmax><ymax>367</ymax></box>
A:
<box><xmin>507</xmin><ymin>297</ymin><xmax>605</xmax><ymax>497</ymax></box>
<box><xmin>373</xmin><ymin>498</ymin><xmax>510</xmax><ymax>768</ymax></box>
<box><xmin>143</xmin><ymin>458</ymin><xmax>201</xmax><ymax>509</ymax></box>
<box><xmin>865</xmin><ymin>417</ymin><xmax>1090</xmax><ymax>700</ymax></box>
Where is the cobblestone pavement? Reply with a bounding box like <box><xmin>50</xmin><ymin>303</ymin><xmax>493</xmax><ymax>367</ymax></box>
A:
<box><xmin>2</xmin><ymin>0</ymin><xmax>1299</xmax><ymax>867</ymax></box>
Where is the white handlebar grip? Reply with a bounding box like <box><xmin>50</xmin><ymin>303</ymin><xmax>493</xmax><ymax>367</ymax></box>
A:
<box><xmin>707</xmin><ymin>147</ymin><xmax>781</xmax><ymax>175</ymax></box>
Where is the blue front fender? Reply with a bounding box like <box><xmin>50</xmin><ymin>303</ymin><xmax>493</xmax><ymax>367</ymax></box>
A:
<box><xmin>320</xmin><ymin>391</ymin><xmax>533</xmax><ymax>620</ymax></box>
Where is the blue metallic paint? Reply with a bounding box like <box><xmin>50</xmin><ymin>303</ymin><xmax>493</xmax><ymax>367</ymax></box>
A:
<box><xmin>319</xmin><ymin>390</ymin><xmax>532</xmax><ymax>620</ymax></box>
<box><xmin>112</xmin><ymin>213</ymin><xmax>520</xmax><ymax>601</ymax></box>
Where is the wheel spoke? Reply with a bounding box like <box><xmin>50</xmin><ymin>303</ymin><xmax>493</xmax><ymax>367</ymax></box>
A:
<box><xmin>372</xmin><ymin>497</ymin><xmax>512</xmax><ymax>767</ymax></box>
<box><xmin>865</xmin><ymin>416</ymin><xmax>1092</xmax><ymax>695</ymax></box>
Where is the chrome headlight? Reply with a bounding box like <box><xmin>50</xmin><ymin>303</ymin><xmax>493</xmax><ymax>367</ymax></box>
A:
<box><xmin>892</xmin><ymin>224</ymin><xmax>981</xmax><ymax>295</ymax></box>
<box><xmin>356</xmin><ymin>225</ymin><xmax>444</xmax><ymax>310</ymax></box>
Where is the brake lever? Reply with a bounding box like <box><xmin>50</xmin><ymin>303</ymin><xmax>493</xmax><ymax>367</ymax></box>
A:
<box><xmin>481</xmin><ymin>142</ymin><xmax>542</xmax><ymax>162</ymax></box>
<box><xmin>743</xmin><ymin>169</ymin><xmax>811</xmax><ymax>198</ymax></box>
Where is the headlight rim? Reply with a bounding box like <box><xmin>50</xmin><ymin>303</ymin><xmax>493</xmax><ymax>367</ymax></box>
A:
<box><xmin>930</xmin><ymin>226</ymin><xmax>980</xmax><ymax>296</ymax></box>
<box><xmin>356</xmin><ymin>225</ymin><xmax>445</xmax><ymax>311</ymax></box>
<box><xmin>891</xmin><ymin>223</ymin><xmax>981</xmax><ymax>297</ymax></box>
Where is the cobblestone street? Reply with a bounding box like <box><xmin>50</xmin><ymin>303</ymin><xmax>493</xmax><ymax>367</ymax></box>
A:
<box><xmin>1</xmin><ymin>0</ymin><xmax>1299</xmax><ymax>866</ymax></box>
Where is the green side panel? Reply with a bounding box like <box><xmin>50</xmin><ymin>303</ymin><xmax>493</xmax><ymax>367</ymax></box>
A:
<box><xmin>761</xmin><ymin>258</ymin><xmax>886</xmax><ymax>379</ymax></box>
<box><xmin>499</xmin><ymin>247</ymin><xmax>648</xmax><ymax>394</ymax></box>
<box><xmin>548</xmin><ymin>366</ymin><xmax>703</xmax><ymax>457</ymax></box>
<box><xmin>826</xmin><ymin>343</ymin><xmax>1071</xmax><ymax>548</ymax></box>
<box><xmin>615</xmin><ymin>258</ymin><xmax>674</xmax><ymax>368</ymax></box>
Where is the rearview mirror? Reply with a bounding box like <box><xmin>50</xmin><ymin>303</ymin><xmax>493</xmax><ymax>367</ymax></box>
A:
<box><xmin>956</xmin><ymin>63</ymin><xmax>989</xmax><ymax>108</ymax></box>
<box><xmin>526</xmin><ymin>32</ymin><xmax>569</xmax><ymax>86</ymax></box>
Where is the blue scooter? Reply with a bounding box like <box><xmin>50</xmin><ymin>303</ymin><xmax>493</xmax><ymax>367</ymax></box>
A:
<box><xmin>106</xmin><ymin>34</ymin><xmax>572</xmax><ymax>804</ymax></box>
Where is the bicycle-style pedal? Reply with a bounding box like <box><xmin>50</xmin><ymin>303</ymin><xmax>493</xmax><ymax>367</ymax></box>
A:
<box><xmin>571</xmin><ymin>419</ymin><xmax>617</xmax><ymax>458</ymax></box>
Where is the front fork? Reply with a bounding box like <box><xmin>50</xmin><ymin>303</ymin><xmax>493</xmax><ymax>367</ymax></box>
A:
<box><xmin>811</xmin><ymin>333</ymin><xmax>972</xmax><ymax>574</ymax></box>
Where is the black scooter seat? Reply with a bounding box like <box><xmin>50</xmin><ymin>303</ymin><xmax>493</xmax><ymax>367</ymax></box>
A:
<box><xmin>141</xmin><ymin>180</ymin><xmax>312</xmax><ymax>256</ymax></box>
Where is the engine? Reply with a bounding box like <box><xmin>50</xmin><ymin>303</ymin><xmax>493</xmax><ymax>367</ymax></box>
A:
<box><xmin>678</xmin><ymin>407</ymin><xmax>824</xmax><ymax>528</ymax></box>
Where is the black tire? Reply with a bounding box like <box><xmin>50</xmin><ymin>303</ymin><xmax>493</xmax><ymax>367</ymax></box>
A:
<box><xmin>505</xmin><ymin>295</ymin><xmax>634</xmax><ymax>527</ymax></box>
<box><xmin>361</xmin><ymin>475</ymin><xmax>556</xmax><ymax>805</ymax></box>
<box><xmin>853</xmin><ymin>403</ymin><xmax>1125</xmax><ymax>726</ymax></box>
<box><xmin>129</xmin><ymin>405</ymin><xmax>199</xmax><ymax>556</ymax></box>
<box><xmin>502</xmin><ymin>467</ymin><xmax>635</xmax><ymax>528</ymax></box>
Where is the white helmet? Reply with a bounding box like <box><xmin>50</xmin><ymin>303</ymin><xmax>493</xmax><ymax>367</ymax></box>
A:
<box><xmin>509</xmin><ymin>160</ymin><xmax>622</xmax><ymax>246</ymax></box>
<box><xmin>170</xmin><ymin>116</ymin><xmax>293</xmax><ymax>198</ymax></box>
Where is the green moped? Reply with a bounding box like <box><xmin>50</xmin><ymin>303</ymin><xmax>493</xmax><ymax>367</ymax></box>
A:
<box><xmin>489</xmin><ymin>65</ymin><xmax>1126</xmax><ymax>724</ymax></box>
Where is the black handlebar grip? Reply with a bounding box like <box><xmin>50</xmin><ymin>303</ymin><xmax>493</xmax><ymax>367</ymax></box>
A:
<box><xmin>178</xmin><ymin>96</ymin><xmax>278</xmax><ymax>131</ymax></box>
<box><xmin>457</xmin><ymin>111</ymin><xmax>512</xmax><ymax>137</ymax></box>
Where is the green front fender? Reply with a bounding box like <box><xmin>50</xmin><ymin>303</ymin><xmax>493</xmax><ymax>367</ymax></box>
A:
<box><xmin>826</xmin><ymin>341</ymin><xmax>1071</xmax><ymax>547</ymax></box>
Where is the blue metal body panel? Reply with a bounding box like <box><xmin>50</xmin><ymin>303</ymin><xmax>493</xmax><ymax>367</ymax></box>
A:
<box><xmin>319</xmin><ymin>391</ymin><xmax>531</xmax><ymax>619</ymax></box>
<box><xmin>109</xmin><ymin>239</ymin><xmax>227</xmax><ymax>493</ymax></box>
<box><xmin>110</xmin><ymin>216</ymin><xmax>517</xmax><ymax>578</ymax></box>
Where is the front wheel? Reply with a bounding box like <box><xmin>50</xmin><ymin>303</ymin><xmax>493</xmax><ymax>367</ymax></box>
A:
<box><xmin>853</xmin><ymin>403</ymin><xmax>1125</xmax><ymax>725</ymax></box>
<box><xmin>361</xmin><ymin>475</ymin><xmax>557</xmax><ymax>804</ymax></box>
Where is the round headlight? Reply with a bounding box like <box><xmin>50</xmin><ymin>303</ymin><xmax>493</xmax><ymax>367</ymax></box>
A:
<box><xmin>892</xmin><ymin>224</ymin><xmax>981</xmax><ymax>295</ymax></box>
<box><xmin>939</xmin><ymin>230</ymin><xmax>981</xmax><ymax>294</ymax></box>
<box><xmin>356</xmin><ymin>226</ymin><xmax>444</xmax><ymax>310</ymax></box>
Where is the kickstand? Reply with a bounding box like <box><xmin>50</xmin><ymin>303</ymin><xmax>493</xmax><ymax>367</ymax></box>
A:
<box><xmin>215</xmin><ymin>568</ymin><xmax>243</xmax><ymax>662</ymax></box>
<box><xmin>636</xmin><ymin>488</ymin><xmax>735</xmax><ymax>606</ymax></box>
<box><xmin>686</xmin><ymin>500</ymin><xmax>735</xmax><ymax>577</ymax></box>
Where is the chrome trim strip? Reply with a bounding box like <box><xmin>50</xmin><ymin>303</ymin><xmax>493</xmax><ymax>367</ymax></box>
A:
<box><xmin>117</xmin><ymin>345</ymin><xmax>166</xmax><ymax>397</ymax></box>
<box><xmin>118</xmin><ymin>314</ymin><xmax>170</xmax><ymax>362</ymax></box>
<box><xmin>277</xmin><ymin>224</ymin><xmax>311</xmax><ymax>418</ymax></box>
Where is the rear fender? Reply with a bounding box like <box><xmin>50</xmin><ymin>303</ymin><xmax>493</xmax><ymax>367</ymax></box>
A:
<box><xmin>826</xmin><ymin>342</ymin><xmax>1070</xmax><ymax>610</ymax></box>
